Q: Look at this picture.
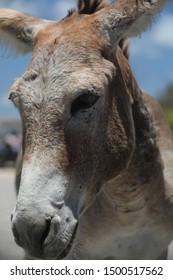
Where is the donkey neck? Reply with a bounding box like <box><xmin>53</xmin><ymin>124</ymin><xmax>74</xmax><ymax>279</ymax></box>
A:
<box><xmin>130</xmin><ymin>94</ymin><xmax>163</xmax><ymax>185</ymax></box>
<box><xmin>104</xmin><ymin>94</ymin><xmax>164</xmax><ymax>207</ymax></box>
<box><xmin>103</xmin><ymin>51</ymin><xmax>165</xmax><ymax>210</ymax></box>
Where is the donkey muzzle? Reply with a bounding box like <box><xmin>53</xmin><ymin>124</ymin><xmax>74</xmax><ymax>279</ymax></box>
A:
<box><xmin>11</xmin><ymin>203</ymin><xmax>78</xmax><ymax>259</ymax></box>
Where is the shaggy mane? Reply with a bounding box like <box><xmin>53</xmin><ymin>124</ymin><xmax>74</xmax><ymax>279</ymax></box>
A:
<box><xmin>68</xmin><ymin>0</ymin><xmax>109</xmax><ymax>17</ymax></box>
<box><xmin>119</xmin><ymin>38</ymin><xmax>129</xmax><ymax>60</ymax></box>
<box><xmin>78</xmin><ymin>0</ymin><xmax>109</xmax><ymax>14</ymax></box>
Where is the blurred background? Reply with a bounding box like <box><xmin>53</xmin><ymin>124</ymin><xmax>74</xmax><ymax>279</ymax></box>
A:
<box><xmin>0</xmin><ymin>0</ymin><xmax>172</xmax><ymax>259</ymax></box>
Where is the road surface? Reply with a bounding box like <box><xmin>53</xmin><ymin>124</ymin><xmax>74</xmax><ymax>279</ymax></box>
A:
<box><xmin>0</xmin><ymin>168</ymin><xmax>24</xmax><ymax>259</ymax></box>
<box><xmin>0</xmin><ymin>168</ymin><xmax>173</xmax><ymax>260</ymax></box>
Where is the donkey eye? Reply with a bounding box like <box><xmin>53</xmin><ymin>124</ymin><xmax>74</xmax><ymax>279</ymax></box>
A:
<box><xmin>71</xmin><ymin>93</ymin><xmax>99</xmax><ymax>115</ymax></box>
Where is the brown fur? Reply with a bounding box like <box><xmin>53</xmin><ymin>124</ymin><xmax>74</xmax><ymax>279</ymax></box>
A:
<box><xmin>1</xmin><ymin>0</ymin><xmax>172</xmax><ymax>260</ymax></box>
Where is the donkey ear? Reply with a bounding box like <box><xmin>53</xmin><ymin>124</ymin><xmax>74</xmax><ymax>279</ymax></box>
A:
<box><xmin>93</xmin><ymin>0</ymin><xmax>167</xmax><ymax>50</ymax></box>
<box><xmin>0</xmin><ymin>9</ymin><xmax>52</xmax><ymax>54</ymax></box>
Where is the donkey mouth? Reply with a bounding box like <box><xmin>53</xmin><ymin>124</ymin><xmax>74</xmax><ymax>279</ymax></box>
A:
<box><xmin>41</xmin><ymin>222</ymin><xmax>78</xmax><ymax>260</ymax></box>
<box><xmin>57</xmin><ymin>224</ymin><xmax>78</xmax><ymax>259</ymax></box>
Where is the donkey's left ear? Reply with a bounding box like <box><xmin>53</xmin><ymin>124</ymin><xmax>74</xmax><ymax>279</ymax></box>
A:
<box><xmin>93</xmin><ymin>0</ymin><xmax>167</xmax><ymax>51</ymax></box>
<box><xmin>0</xmin><ymin>9</ymin><xmax>52</xmax><ymax>54</ymax></box>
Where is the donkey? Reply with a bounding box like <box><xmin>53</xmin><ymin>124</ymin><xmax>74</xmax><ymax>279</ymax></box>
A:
<box><xmin>0</xmin><ymin>0</ymin><xmax>173</xmax><ymax>260</ymax></box>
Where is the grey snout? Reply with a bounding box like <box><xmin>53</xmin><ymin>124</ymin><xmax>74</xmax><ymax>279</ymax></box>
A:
<box><xmin>11</xmin><ymin>203</ymin><xmax>78</xmax><ymax>259</ymax></box>
<box><xmin>11</xmin><ymin>208</ymin><xmax>59</xmax><ymax>256</ymax></box>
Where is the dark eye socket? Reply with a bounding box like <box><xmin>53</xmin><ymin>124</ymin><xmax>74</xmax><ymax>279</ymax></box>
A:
<box><xmin>71</xmin><ymin>93</ymin><xmax>99</xmax><ymax>115</ymax></box>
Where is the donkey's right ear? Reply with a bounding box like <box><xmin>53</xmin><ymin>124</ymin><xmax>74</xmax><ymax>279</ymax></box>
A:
<box><xmin>0</xmin><ymin>9</ymin><xmax>52</xmax><ymax>54</ymax></box>
<box><xmin>92</xmin><ymin>0</ymin><xmax>167</xmax><ymax>52</ymax></box>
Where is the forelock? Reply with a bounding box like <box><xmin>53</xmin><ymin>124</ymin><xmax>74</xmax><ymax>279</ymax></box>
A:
<box><xmin>77</xmin><ymin>0</ymin><xmax>109</xmax><ymax>14</ymax></box>
<box><xmin>68</xmin><ymin>0</ymin><xmax>109</xmax><ymax>16</ymax></box>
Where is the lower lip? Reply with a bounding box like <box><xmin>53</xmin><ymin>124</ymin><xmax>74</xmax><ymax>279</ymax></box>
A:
<box><xmin>57</xmin><ymin>224</ymin><xmax>78</xmax><ymax>259</ymax></box>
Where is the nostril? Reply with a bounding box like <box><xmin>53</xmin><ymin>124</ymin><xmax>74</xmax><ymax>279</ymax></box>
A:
<box><xmin>10</xmin><ymin>213</ymin><xmax>13</xmax><ymax>221</ymax></box>
<box><xmin>40</xmin><ymin>215</ymin><xmax>61</xmax><ymax>250</ymax></box>
<box><xmin>40</xmin><ymin>217</ymin><xmax>52</xmax><ymax>248</ymax></box>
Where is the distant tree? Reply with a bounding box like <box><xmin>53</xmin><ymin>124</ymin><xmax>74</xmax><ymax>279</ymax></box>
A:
<box><xmin>159</xmin><ymin>84</ymin><xmax>173</xmax><ymax>131</ymax></box>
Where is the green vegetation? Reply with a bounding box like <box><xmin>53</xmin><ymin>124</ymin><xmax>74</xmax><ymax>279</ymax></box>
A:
<box><xmin>159</xmin><ymin>84</ymin><xmax>173</xmax><ymax>131</ymax></box>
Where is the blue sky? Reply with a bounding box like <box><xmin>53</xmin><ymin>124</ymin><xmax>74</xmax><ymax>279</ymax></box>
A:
<box><xmin>0</xmin><ymin>0</ymin><xmax>172</xmax><ymax>117</ymax></box>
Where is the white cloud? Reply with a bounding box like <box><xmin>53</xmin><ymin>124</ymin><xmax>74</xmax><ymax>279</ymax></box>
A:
<box><xmin>130</xmin><ymin>12</ymin><xmax>173</xmax><ymax>58</ymax></box>
<box><xmin>153</xmin><ymin>15</ymin><xmax>173</xmax><ymax>48</ymax></box>
<box><xmin>130</xmin><ymin>35</ymin><xmax>161</xmax><ymax>59</ymax></box>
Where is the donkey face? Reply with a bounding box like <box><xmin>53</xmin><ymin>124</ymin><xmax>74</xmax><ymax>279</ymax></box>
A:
<box><xmin>11</xmin><ymin>15</ymin><xmax>135</xmax><ymax>259</ymax></box>
<box><xmin>0</xmin><ymin>0</ymin><xmax>166</xmax><ymax>259</ymax></box>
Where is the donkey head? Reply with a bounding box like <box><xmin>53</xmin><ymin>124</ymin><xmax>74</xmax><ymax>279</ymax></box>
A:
<box><xmin>0</xmin><ymin>0</ymin><xmax>166</xmax><ymax>259</ymax></box>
